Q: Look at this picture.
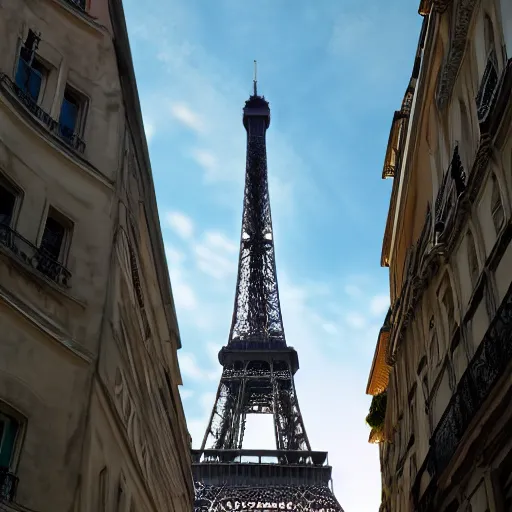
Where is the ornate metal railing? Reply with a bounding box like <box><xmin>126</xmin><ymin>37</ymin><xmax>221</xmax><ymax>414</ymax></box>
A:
<box><xmin>476</xmin><ymin>51</ymin><xmax>499</xmax><ymax>122</ymax></box>
<box><xmin>192</xmin><ymin>449</ymin><xmax>328</xmax><ymax>466</ymax></box>
<box><xmin>0</xmin><ymin>224</ymin><xmax>71</xmax><ymax>287</ymax></box>
<box><xmin>0</xmin><ymin>469</ymin><xmax>18</xmax><ymax>502</ymax></box>
<box><xmin>0</xmin><ymin>72</ymin><xmax>85</xmax><ymax>153</ymax></box>
<box><xmin>65</xmin><ymin>0</ymin><xmax>86</xmax><ymax>10</ymax></box>
<box><xmin>415</xmin><ymin>284</ymin><xmax>512</xmax><ymax>511</ymax></box>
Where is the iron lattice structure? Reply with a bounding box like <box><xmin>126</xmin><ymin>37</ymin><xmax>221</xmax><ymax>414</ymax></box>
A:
<box><xmin>194</xmin><ymin>86</ymin><xmax>344</xmax><ymax>512</ymax></box>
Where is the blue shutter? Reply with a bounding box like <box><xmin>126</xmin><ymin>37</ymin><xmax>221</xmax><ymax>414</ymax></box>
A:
<box><xmin>59</xmin><ymin>96</ymin><xmax>78</xmax><ymax>139</ymax></box>
<box><xmin>15</xmin><ymin>58</ymin><xmax>42</xmax><ymax>102</ymax></box>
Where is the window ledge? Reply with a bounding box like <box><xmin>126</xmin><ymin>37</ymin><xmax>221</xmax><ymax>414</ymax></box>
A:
<box><xmin>0</xmin><ymin>228</ymin><xmax>86</xmax><ymax>311</ymax></box>
<box><xmin>0</xmin><ymin>281</ymin><xmax>92</xmax><ymax>364</ymax></box>
<box><xmin>0</xmin><ymin>73</ymin><xmax>86</xmax><ymax>154</ymax></box>
<box><xmin>0</xmin><ymin>76</ymin><xmax>114</xmax><ymax>190</ymax></box>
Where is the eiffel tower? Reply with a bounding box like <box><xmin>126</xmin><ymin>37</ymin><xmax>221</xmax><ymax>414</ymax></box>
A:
<box><xmin>192</xmin><ymin>68</ymin><xmax>344</xmax><ymax>512</ymax></box>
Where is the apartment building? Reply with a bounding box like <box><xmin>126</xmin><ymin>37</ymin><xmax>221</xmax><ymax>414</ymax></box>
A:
<box><xmin>0</xmin><ymin>0</ymin><xmax>193</xmax><ymax>511</ymax></box>
<box><xmin>366</xmin><ymin>0</ymin><xmax>512</xmax><ymax>510</ymax></box>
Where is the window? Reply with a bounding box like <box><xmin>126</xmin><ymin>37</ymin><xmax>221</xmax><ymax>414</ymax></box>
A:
<box><xmin>59</xmin><ymin>87</ymin><xmax>84</xmax><ymax>140</ymax></box>
<box><xmin>0</xmin><ymin>182</ymin><xmax>16</xmax><ymax>227</ymax></box>
<box><xmin>491</xmin><ymin>174</ymin><xmax>504</xmax><ymax>234</ymax></box>
<box><xmin>467</xmin><ymin>230</ymin><xmax>479</xmax><ymax>287</ymax></box>
<box><xmin>476</xmin><ymin>15</ymin><xmax>499</xmax><ymax>121</ymax></box>
<box><xmin>15</xmin><ymin>30</ymin><xmax>46</xmax><ymax>103</ymax></box>
<box><xmin>0</xmin><ymin>411</ymin><xmax>20</xmax><ymax>469</ymax></box>
<box><xmin>59</xmin><ymin>87</ymin><xmax>80</xmax><ymax>139</ymax></box>
<box><xmin>438</xmin><ymin>273</ymin><xmax>457</xmax><ymax>341</ymax></box>
<box><xmin>40</xmin><ymin>215</ymin><xmax>66</xmax><ymax>261</ymax></box>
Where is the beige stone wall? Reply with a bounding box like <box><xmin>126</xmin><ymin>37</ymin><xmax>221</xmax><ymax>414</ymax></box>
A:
<box><xmin>375</xmin><ymin>0</ymin><xmax>512</xmax><ymax>510</ymax></box>
<box><xmin>0</xmin><ymin>1</ymin><xmax>192</xmax><ymax>511</ymax></box>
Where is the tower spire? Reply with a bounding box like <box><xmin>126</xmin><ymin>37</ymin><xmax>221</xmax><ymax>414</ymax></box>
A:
<box><xmin>253</xmin><ymin>59</ymin><xmax>258</xmax><ymax>96</ymax></box>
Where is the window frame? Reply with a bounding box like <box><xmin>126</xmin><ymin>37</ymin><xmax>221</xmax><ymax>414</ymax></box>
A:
<box><xmin>59</xmin><ymin>84</ymin><xmax>88</xmax><ymax>139</ymax></box>
<box><xmin>14</xmin><ymin>51</ymin><xmax>50</xmax><ymax>106</ymax></box>
<box><xmin>0</xmin><ymin>401</ymin><xmax>26</xmax><ymax>473</ymax></box>
<box><xmin>38</xmin><ymin>206</ymin><xmax>74</xmax><ymax>265</ymax></box>
<box><xmin>0</xmin><ymin>173</ymin><xmax>23</xmax><ymax>229</ymax></box>
<box><xmin>490</xmin><ymin>173</ymin><xmax>505</xmax><ymax>235</ymax></box>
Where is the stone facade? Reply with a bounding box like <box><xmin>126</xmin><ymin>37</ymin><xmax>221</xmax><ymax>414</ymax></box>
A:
<box><xmin>367</xmin><ymin>0</ymin><xmax>512</xmax><ymax>510</ymax></box>
<box><xmin>0</xmin><ymin>1</ymin><xmax>193</xmax><ymax>511</ymax></box>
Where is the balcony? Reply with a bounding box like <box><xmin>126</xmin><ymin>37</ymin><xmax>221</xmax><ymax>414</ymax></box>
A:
<box><xmin>192</xmin><ymin>448</ymin><xmax>332</xmax><ymax>487</ymax></box>
<box><xmin>414</xmin><ymin>284</ymin><xmax>512</xmax><ymax>511</ymax></box>
<box><xmin>476</xmin><ymin>51</ymin><xmax>499</xmax><ymax>122</ymax></box>
<box><xmin>0</xmin><ymin>71</ymin><xmax>85</xmax><ymax>154</ymax></box>
<box><xmin>0</xmin><ymin>224</ymin><xmax>71</xmax><ymax>287</ymax></box>
<box><xmin>64</xmin><ymin>0</ymin><xmax>86</xmax><ymax>10</ymax></box>
<box><xmin>0</xmin><ymin>469</ymin><xmax>18</xmax><ymax>502</ymax></box>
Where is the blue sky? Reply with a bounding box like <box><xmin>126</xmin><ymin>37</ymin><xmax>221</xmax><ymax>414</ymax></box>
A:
<box><xmin>123</xmin><ymin>1</ymin><xmax>422</xmax><ymax>510</ymax></box>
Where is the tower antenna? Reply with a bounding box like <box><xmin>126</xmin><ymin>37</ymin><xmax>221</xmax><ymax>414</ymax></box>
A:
<box><xmin>253</xmin><ymin>60</ymin><xmax>257</xmax><ymax>96</ymax></box>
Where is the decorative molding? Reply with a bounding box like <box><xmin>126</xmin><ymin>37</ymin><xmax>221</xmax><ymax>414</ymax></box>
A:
<box><xmin>433</xmin><ymin>0</ymin><xmax>453</xmax><ymax>13</ymax></box>
<box><xmin>387</xmin><ymin>135</ymin><xmax>492</xmax><ymax>365</ymax></box>
<box><xmin>436</xmin><ymin>0</ymin><xmax>479</xmax><ymax>110</ymax></box>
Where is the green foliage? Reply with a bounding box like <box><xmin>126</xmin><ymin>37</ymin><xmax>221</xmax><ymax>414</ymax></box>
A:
<box><xmin>366</xmin><ymin>391</ymin><xmax>387</xmax><ymax>430</ymax></box>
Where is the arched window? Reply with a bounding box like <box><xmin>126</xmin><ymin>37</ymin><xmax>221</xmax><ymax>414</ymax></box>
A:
<box><xmin>467</xmin><ymin>229</ymin><xmax>480</xmax><ymax>287</ymax></box>
<box><xmin>491</xmin><ymin>174</ymin><xmax>505</xmax><ymax>234</ymax></box>
<box><xmin>477</xmin><ymin>14</ymin><xmax>499</xmax><ymax>121</ymax></box>
<box><xmin>484</xmin><ymin>14</ymin><xmax>496</xmax><ymax>58</ymax></box>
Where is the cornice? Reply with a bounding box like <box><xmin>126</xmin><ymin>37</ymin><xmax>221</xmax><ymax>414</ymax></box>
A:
<box><xmin>436</xmin><ymin>0</ymin><xmax>479</xmax><ymax>110</ymax></box>
<box><xmin>108</xmin><ymin>0</ymin><xmax>182</xmax><ymax>350</ymax></box>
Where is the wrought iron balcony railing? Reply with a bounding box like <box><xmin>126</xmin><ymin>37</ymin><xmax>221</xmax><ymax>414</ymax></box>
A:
<box><xmin>415</xmin><ymin>284</ymin><xmax>512</xmax><ymax>511</ymax></box>
<box><xmin>65</xmin><ymin>0</ymin><xmax>86</xmax><ymax>10</ymax></box>
<box><xmin>476</xmin><ymin>50</ymin><xmax>499</xmax><ymax>122</ymax></box>
<box><xmin>0</xmin><ymin>223</ymin><xmax>71</xmax><ymax>287</ymax></box>
<box><xmin>0</xmin><ymin>72</ymin><xmax>85</xmax><ymax>154</ymax></box>
<box><xmin>0</xmin><ymin>469</ymin><xmax>18</xmax><ymax>502</ymax></box>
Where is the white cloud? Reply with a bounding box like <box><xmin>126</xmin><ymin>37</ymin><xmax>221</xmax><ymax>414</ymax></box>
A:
<box><xmin>370</xmin><ymin>294</ymin><xmax>389</xmax><ymax>317</ymax></box>
<box><xmin>178</xmin><ymin>352</ymin><xmax>219</xmax><ymax>383</ymax></box>
<box><xmin>166</xmin><ymin>211</ymin><xmax>194</xmax><ymax>239</ymax></box>
<box><xmin>191</xmin><ymin>148</ymin><xmax>218</xmax><ymax>173</ymax></box>
<box><xmin>194</xmin><ymin>231</ymin><xmax>238</xmax><ymax>280</ymax></box>
<box><xmin>173</xmin><ymin>282</ymin><xmax>197</xmax><ymax>311</ymax></box>
<box><xmin>180</xmin><ymin>388</ymin><xmax>194</xmax><ymax>400</ymax></box>
<box><xmin>179</xmin><ymin>352</ymin><xmax>203</xmax><ymax>380</ymax></box>
<box><xmin>322</xmin><ymin>322</ymin><xmax>338</xmax><ymax>335</ymax></box>
<box><xmin>346</xmin><ymin>312</ymin><xmax>367</xmax><ymax>330</ymax></box>
<box><xmin>144</xmin><ymin>121</ymin><xmax>155</xmax><ymax>144</ymax></box>
<box><xmin>164</xmin><ymin>244</ymin><xmax>197</xmax><ymax>311</ymax></box>
<box><xmin>170</xmin><ymin>102</ymin><xmax>205</xmax><ymax>133</ymax></box>
<box><xmin>344</xmin><ymin>284</ymin><xmax>363</xmax><ymax>298</ymax></box>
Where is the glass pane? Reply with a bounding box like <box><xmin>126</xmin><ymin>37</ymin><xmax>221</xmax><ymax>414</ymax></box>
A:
<box><xmin>0</xmin><ymin>415</ymin><xmax>18</xmax><ymax>469</ymax></box>
<box><xmin>0</xmin><ymin>186</ymin><xmax>16</xmax><ymax>226</ymax></box>
<box><xmin>59</xmin><ymin>95</ymin><xmax>79</xmax><ymax>139</ymax></box>
<box><xmin>15</xmin><ymin>58</ymin><xmax>42</xmax><ymax>102</ymax></box>
<box><xmin>40</xmin><ymin>217</ymin><xmax>65</xmax><ymax>260</ymax></box>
